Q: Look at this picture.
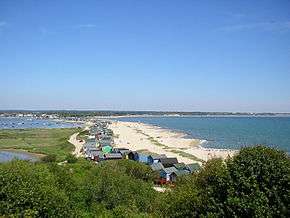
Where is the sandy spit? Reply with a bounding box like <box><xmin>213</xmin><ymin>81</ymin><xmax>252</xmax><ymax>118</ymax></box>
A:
<box><xmin>109</xmin><ymin>121</ymin><xmax>237</xmax><ymax>164</ymax></box>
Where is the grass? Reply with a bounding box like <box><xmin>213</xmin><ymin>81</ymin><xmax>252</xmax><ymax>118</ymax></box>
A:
<box><xmin>169</xmin><ymin>149</ymin><xmax>205</xmax><ymax>163</ymax></box>
<box><xmin>76</xmin><ymin>129</ymin><xmax>89</xmax><ymax>141</ymax></box>
<box><xmin>0</xmin><ymin>128</ymin><xmax>80</xmax><ymax>161</ymax></box>
<box><xmin>134</xmin><ymin>128</ymin><xmax>170</xmax><ymax>149</ymax></box>
<box><xmin>136</xmin><ymin>149</ymin><xmax>160</xmax><ymax>156</ymax></box>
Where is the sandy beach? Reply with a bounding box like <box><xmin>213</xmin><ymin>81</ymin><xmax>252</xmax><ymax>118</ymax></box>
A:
<box><xmin>109</xmin><ymin>121</ymin><xmax>237</xmax><ymax>164</ymax></box>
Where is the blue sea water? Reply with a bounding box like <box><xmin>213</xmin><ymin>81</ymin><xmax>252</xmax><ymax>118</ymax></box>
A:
<box><xmin>115</xmin><ymin>116</ymin><xmax>290</xmax><ymax>153</ymax></box>
<box><xmin>0</xmin><ymin>117</ymin><xmax>81</xmax><ymax>129</ymax></box>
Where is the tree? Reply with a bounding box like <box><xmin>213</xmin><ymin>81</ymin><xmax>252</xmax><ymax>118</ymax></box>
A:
<box><xmin>225</xmin><ymin>146</ymin><xmax>290</xmax><ymax>217</ymax></box>
<box><xmin>0</xmin><ymin>161</ymin><xmax>73</xmax><ymax>217</ymax></box>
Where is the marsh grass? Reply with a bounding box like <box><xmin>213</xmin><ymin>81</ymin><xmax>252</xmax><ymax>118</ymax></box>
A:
<box><xmin>169</xmin><ymin>149</ymin><xmax>204</xmax><ymax>163</ymax></box>
<box><xmin>76</xmin><ymin>129</ymin><xmax>89</xmax><ymax>141</ymax></box>
<box><xmin>0</xmin><ymin>128</ymin><xmax>79</xmax><ymax>161</ymax></box>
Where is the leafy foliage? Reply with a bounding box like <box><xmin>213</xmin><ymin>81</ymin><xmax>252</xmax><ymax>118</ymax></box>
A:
<box><xmin>66</xmin><ymin>153</ymin><xmax>78</xmax><ymax>163</ymax></box>
<box><xmin>0</xmin><ymin>159</ymin><xmax>157</xmax><ymax>217</ymax></box>
<box><xmin>0</xmin><ymin>161</ymin><xmax>73</xmax><ymax>217</ymax></box>
<box><xmin>0</xmin><ymin>146</ymin><xmax>289</xmax><ymax>217</ymax></box>
<box><xmin>225</xmin><ymin>146</ymin><xmax>290</xmax><ymax>217</ymax></box>
<box><xmin>40</xmin><ymin>153</ymin><xmax>57</xmax><ymax>162</ymax></box>
<box><xmin>156</xmin><ymin>146</ymin><xmax>290</xmax><ymax>217</ymax></box>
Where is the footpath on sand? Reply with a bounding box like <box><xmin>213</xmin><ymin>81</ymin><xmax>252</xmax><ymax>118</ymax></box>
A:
<box><xmin>68</xmin><ymin>132</ymin><xmax>84</xmax><ymax>157</ymax></box>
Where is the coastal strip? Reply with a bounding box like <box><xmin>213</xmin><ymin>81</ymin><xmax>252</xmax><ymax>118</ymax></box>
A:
<box><xmin>109</xmin><ymin>121</ymin><xmax>237</xmax><ymax>164</ymax></box>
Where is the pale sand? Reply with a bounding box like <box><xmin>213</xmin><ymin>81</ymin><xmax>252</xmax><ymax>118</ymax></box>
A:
<box><xmin>69</xmin><ymin>121</ymin><xmax>94</xmax><ymax>157</ymax></box>
<box><xmin>68</xmin><ymin>132</ymin><xmax>85</xmax><ymax>157</ymax></box>
<box><xmin>109</xmin><ymin>121</ymin><xmax>237</xmax><ymax>164</ymax></box>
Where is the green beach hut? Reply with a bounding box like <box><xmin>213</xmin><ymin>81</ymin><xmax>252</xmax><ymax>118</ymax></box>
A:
<box><xmin>102</xmin><ymin>145</ymin><xmax>112</xmax><ymax>154</ymax></box>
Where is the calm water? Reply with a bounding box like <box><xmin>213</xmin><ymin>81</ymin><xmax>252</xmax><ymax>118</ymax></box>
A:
<box><xmin>0</xmin><ymin>117</ymin><xmax>81</xmax><ymax>129</ymax></box>
<box><xmin>0</xmin><ymin>150</ymin><xmax>39</xmax><ymax>162</ymax></box>
<box><xmin>115</xmin><ymin>116</ymin><xmax>290</xmax><ymax>152</ymax></box>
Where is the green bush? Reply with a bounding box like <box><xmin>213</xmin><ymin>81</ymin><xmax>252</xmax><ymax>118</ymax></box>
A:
<box><xmin>225</xmin><ymin>146</ymin><xmax>290</xmax><ymax>217</ymax></box>
<box><xmin>1</xmin><ymin>146</ymin><xmax>289</xmax><ymax>217</ymax></box>
<box><xmin>66</xmin><ymin>153</ymin><xmax>78</xmax><ymax>163</ymax></box>
<box><xmin>0</xmin><ymin>161</ymin><xmax>73</xmax><ymax>217</ymax></box>
<box><xmin>157</xmin><ymin>146</ymin><xmax>290</xmax><ymax>217</ymax></box>
<box><xmin>84</xmin><ymin>161</ymin><xmax>157</xmax><ymax>213</ymax></box>
<box><xmin>40</xmin><ymin>154</ymin><xmax>57</xmax><ymax>163</ymax></box>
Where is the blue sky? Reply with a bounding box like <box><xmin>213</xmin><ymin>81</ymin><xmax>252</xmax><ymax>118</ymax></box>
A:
<box><xmin>0</xmin><ymin>0</ymin><xmax>290</xmax><ymax>112</ymax></box>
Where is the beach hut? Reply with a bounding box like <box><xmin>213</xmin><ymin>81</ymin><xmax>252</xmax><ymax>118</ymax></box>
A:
<box><xmin>159</xmin><ymin>158</ymin><xmax>178</xmax><ymax>168</ymax></box>
<box><xmin>112</xmin><ymin>148</ymin><xmax>130</xmax><ymax>154</ymax></box>
<box><xmin>104</xmin><ymin>153</ymin><xmax>123</xmax><ymax>160</ymax></box>
<box><xmin>170</xmin><ymin>170</ymin><xmax>189</xmax><ymax>182</ymax></box>
<box><xmin>149</xmin><ymin>154</ymin><xmax>167</xmax><ymax>163</ymax></box>
<box><xmin>185</xmin><ymin>163</ymin><xmax>201</xmax><ymax>173</ymax></box>
<box><xmin>173</xmin><ymin>163</ymin><xmax>186</xmax><ymax>171</ymax></box>
<box><xmin>150</xmin><ymin>162</ymin><xmax>164</xmax><ymax>172</ymax></box>
<box><xmin>102</xmin><ymin>145</ymin><xmax>112</xmax><ymax>154</ymax></box>
<box><xmin>160</xmin><ymin>167</ymin><xmax>178</xmax><ymax>182</ymax></box>
<box><xmin>112</xmin><ymin>147</ymin><xmax>125</xmax><ymax>153</ymax></box>
<box><xmin>128</xmin><ymin>151</ymin><xmax>139</xmax><ymax>161</ymax></box>
<box><xmin>91</xmin><ymin>151</ymin><xmax>103</xmax><ymax>162</ymax></box>
<box><xmin>137</xmin><ymin>154</ymin><xmax>156</xmax><ymax>165</ymax></box>
<box><xmin>85</xmin><ymin>148</ymin><xmax>100</xmax><ymax>159</ymax></box>
<box><xmin>116</xmin><ymin>149</ymin><xmax>131</xmax><ymax>158</ymax></box>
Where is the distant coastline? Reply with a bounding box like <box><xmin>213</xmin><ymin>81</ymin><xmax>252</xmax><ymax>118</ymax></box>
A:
<box><xmin>1</xmin><ymin>110</ymin><xmax>290</xmax><ymax>120</ymax></box>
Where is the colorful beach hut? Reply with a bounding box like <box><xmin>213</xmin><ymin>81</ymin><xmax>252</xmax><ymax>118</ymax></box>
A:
<box><xmin>102</xmin><ymin>145</ymin><xmax>112</xmax><ymax>154</ymax></box>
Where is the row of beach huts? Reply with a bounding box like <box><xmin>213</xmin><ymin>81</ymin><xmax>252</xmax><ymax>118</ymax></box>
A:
<box><xmin>81</xmin><ymin>120</ymin><xmax>201</xmax><ymax>184</ymax></box>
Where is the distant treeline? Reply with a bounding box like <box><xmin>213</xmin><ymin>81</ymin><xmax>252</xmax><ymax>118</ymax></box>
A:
<box><xmin>1</xmin><ymin>110</ymin><xmax>287</xmax><ymax>118</ymax></box>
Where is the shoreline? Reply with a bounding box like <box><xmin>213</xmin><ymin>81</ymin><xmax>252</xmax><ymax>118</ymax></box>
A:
<box><xmin>0</xmin><ymin>148</ymin><xmax>46</xmax><ymax>158</ymax></box>
<box><xmin>109</xmin><ymin>121</ymin><xmax>237</xmax><ymax>164</ymax></box>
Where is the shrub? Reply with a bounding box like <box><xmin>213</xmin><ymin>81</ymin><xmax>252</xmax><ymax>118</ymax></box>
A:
<box><xmin>40</xmin><ymin>154</ymin><xmax>56</xmax><ymax>163</ymax></box>
<box><xmin>0</xmin><ymin>161</ymin><xmax>73</xmax><ymax>217</ymax></box>
<box><xmin>66</xmin><ymin>153</ymin><xmax>78</xmax><ymax>163</ymax></box>
<box><xmin>225</xmin><ymin>146</ymin><xmax>290</xmax><ymax>217</ymax></box>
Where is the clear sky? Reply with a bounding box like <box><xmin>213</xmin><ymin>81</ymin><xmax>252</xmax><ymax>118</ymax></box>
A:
<box><xmin>0</xmin><ymin>0</ymin><xmax>290</xmax><ymax>112</ymax></box>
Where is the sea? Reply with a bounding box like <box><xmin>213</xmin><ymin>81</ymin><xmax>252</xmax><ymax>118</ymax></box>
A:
<box><xmin>115</xmin><ymin>116</ymin><xmax>290</xmax><ymax>153</ymax></box>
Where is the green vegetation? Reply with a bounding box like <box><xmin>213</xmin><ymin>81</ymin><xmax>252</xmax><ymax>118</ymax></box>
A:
<box><xmin>169</xmin><ymin>149</ymin><xmax>204</xmax><ymax>163</ymax></box>
<box><xmin>147</xmin><ymin>136</ymin><xmax>170</xmax><ymax>149</ymax></box>
<box><xmin>157</xmin><ymin>146</ymin><xmax>290</xmax><ymax>217</ymax></box>
<box><xmin>0</xmin><ymin>159</ymin><xmax>157</xmax><ymax>217</ymax></box>
<box><xmin>137</xmin><ymin>149</ymin><xmax>160</xmax><ymax>156</ymax></box>
<box><xmin>0</xmin><ymin>128</ymin><xmax>79</xmax><ymax>161</ymax></box>
<box><xmin>0</xmin><ymin>146</ymin><xmax>289</xmax><ymax>217</ymax></box>
<box><xmin>77</xmin><ymin>129</ymin><xmax>89</xmax><ymax>141</ymax></box>
<box><xmin>134</xmin><ymin>128</ymin><xmax>170</xmax><ymax>149</ymax></box>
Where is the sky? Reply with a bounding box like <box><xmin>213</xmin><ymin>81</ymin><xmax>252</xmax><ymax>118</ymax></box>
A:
<box><xmin>0</xmin><ymin>0</ymin><xmax>290</xmax><ymax>112</ymax></box>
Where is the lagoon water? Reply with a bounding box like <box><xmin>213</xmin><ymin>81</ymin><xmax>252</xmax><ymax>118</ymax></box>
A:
<box><xmin>0</xmin><ymin>117</ymin><xmax>81</xmax><ymax>162</ymax></box>
<box><xmin>116</xmin><ymin>116</ymin><xmax>290</xmax><ymax>153</ymax></box>
<box><xmin>0</xmin><ymin>117</ymin><xmax>80</xmax><ymax>129</ymax></box>
<box><xmin>0</xmin><ymin>150</ymin><xmax>39</xmax><ymax>162</ymax></box>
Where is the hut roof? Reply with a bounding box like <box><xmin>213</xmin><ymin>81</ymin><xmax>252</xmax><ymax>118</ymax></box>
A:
<box><xmin>119</xmin><ymin>150</ymin><xmax>131</xmax><ymax>155</ymax></box>
<box><xmin>104</xmin><ymin>153</ymin><xmax>123</xmax><ymax>159</ymax></box>
<box><xmin>163</xmin><ymin>167</ymin><xmax>178</xmax><ymax>174</ymax></box>
<box><xmin>159</xmin><ymin>158</ymin><xmax>178</xmax><ymax>167</ymax></box>
<box><xmin>112</xmin><ymin>148</ymin><xmax>130</xmax><ymax>152</ymax></box>
<box><xmin>173</xmin><ymin>163</ymin><xmax>186</xmax><ymax>170</ymax></box>
<box><xmin>90</xmin><ymin>151</ymin><xmax>103</xmax><ymax>157</ymax></box>
<box><xmin>102</xmin><ymin>145</ymin><xmax>112</xmax><ymax>154</ymax></box>
<box><xmin>87</xmin><ymin>147</ymin><xmax>100</xmax><ymax>152</ymax></box>
<box><xmin>151</xmin><ymin>154</ymin><xmax>167</xmax><ymax>160</ymax></box>
<box><xmin>150</xmin><ymin>162</ymin><xmax>164</xmax><ymax>171</ymax></box>
<box><xmin>174</xmin><ymin>170</ymin><xmax>190</xmax><ymax>177</ymax></box>
<box><xmin>186</xmin><ymin>163</ymin><xmax>201</xmax><ymax>173</ymax></box>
